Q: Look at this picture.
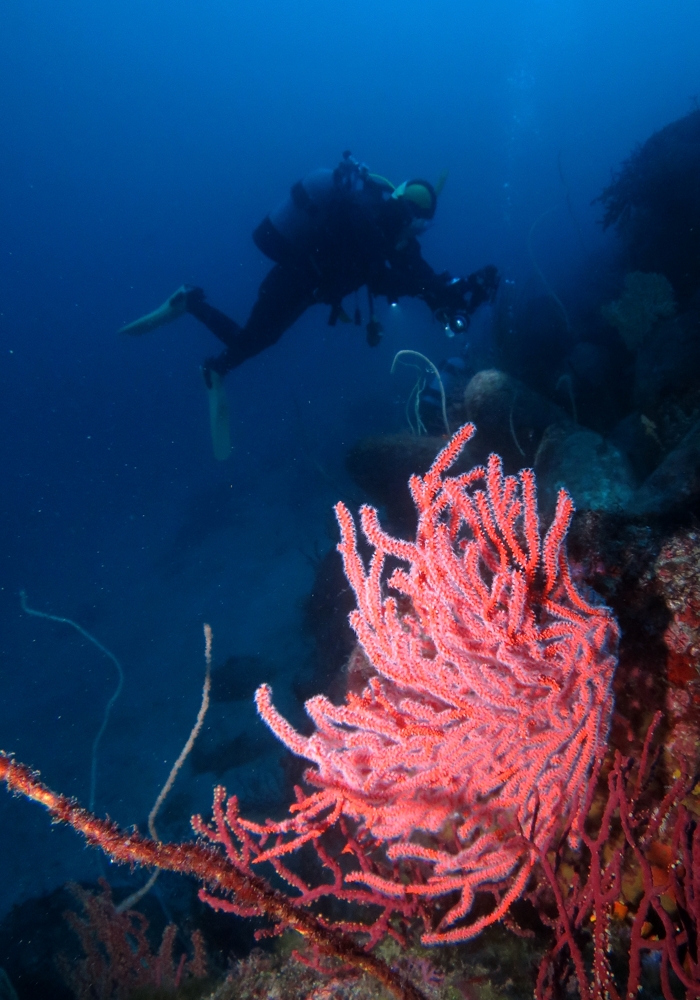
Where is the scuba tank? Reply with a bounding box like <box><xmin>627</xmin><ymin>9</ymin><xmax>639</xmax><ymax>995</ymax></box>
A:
<box><xmin>252</xmin><ymin>153</ymin><xmax>392</xmax><ymax>265</ymax></box>
<box><xmin>253</xmin><ymin>168</ymin><xmax>339</xmax><ymax>265</ymax></box>
<box><xmin>252</xmin><ymin>153</ymin><xmax>396</xmax><ymax>336</ymax></box>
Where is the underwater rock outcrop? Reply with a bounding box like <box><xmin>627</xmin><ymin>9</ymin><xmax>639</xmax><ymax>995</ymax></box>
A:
<box><xmin>628</xmin><ymin>416</ymin><xmax>700</xmax><ymax>518</ymax></box>
<box><xmin>345</xmin><ymin>432</ymin><xmax>473</xmax><ymax>530</ymax></box>
<box><xmin>534</xmin><ymin>424</ymin><xmax>636</xmax><ymax>517</ymax></box>
<box><xmin>462</xmin><ymin>368</ymin><xmax>572</xmax><ymax>469</ymax></box>
<box><xmin>633</xmin><ymin>299</ymin><xmax>700</xmax><ymax>442</ymax></box>
<box><xmin>610</xmin><ymin>412</ymin><xmax>664</xmax><ymax>482</ymax></box>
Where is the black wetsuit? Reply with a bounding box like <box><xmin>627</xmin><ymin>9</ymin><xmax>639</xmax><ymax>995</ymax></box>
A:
<box><xmin>186</xmin><ymin>157</ymin><xmax>499</xmax><ymax>382</ymax></box>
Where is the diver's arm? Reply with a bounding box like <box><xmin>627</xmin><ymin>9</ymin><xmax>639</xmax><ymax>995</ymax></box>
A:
<box><xmin>420</xmin><ymin>264</ymin><xmax>500</xmax><ymax>323</ymax></box>
<box><xmin>370</xmin><ymin>239</ymin><xmax>441</xmax><ymax>302</ymax></box>
<box><xmin>373</xmin><ymin>243</ymin><xmax>499</xmax><ymax>330</ymax></box>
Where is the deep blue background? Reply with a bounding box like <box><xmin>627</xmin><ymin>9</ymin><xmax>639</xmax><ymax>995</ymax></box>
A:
<box><xmin>1</xmin><ymin>0</ymin><xmax>698</xmax><ymax>915</ymax></box>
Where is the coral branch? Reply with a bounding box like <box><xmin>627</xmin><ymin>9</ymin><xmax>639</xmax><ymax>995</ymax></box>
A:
<box><xmin>0</xmin><ymin>753</ymin><xmax>427</xmax><ymax>1000</ymax></box>
<box><xmin>533</xmin><ymin>714</ymin><xmax>700</xmax><ymax>1000</ymax></box>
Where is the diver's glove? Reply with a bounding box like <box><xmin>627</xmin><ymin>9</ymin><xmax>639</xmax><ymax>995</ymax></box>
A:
<box><xmin>432</xmin><ymin>266</ymin><xmax>500</xmax><ymax>334</ymax></box>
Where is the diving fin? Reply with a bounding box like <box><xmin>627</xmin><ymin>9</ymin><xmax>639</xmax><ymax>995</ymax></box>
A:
<box><xmin>207</xmin><ymin>370</ymin><xmax>232</xmax><ymax>461</ymax></box>
<box><xmin>119</xmin><ymin>285</ymin><xmax>190</xmax><ymax>336</ymax></box>
<box><xmin>435</xmin><ymin>170</ymin><xmax>449</xmax><ymax>196</ymax></box>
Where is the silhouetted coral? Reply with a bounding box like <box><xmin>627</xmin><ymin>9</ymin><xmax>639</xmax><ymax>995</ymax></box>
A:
<box><xmin>602</xmin><ymin>271</ymin><xmax>676</xmax><ymax>351</ymax></box>
<box><xmin>59</xmin><ymin>881</ymin><xmax>208</xmax><ymax>1000</ymax></box>
<box><xmin>598</xmin><ymin>108</ymin><xmax>700</xmax><ymax>302</ymax></box>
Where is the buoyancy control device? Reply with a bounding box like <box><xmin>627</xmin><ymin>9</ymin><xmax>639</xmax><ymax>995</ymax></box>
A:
<box><xmin>252</xmin><ymin>152</ymin><xmax>393</xmax><ymax>266</ymax></box>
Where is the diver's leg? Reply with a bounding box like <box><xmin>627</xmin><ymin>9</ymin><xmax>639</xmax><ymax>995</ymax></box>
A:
<box><xmin>201</xmin><ymin>265</ymin><xmax>316</xmax><ymax>381</ymax></box>
<box><xmin>184</xmin><ymin>287</ymin><xmax>243</xmax><ymax>347</ymax></box>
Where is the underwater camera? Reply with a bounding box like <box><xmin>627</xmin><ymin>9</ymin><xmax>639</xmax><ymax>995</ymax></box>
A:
<box><xmin>435</xmin><ymin>307</ymin><xmax>470</xmax><ymax>336</ymax></box>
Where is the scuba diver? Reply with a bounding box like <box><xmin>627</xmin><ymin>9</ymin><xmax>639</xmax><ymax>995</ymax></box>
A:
<box><xmin>121</xmin><ymin>152</ymin><xmax>499</xmax><ymax>457</ymax></box>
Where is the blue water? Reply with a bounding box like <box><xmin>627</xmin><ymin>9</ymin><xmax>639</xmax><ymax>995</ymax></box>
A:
<box><xmin>0</xmin><ymin>0</ymin><xmax>698</xmax><ymax>919</ymax></box>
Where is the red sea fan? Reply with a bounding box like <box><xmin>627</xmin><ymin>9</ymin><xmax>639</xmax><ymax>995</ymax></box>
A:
<box><xmin>254</xmin><ymin>423</ymin><xmax>619</xmax><ymax>943</ymax></box>
<box><xmin>0</xmin><ymin>424</ymin><xmax>619</xmax><ymax>984</ymax></box>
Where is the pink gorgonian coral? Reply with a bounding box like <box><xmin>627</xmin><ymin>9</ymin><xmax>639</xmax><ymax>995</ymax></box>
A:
<box><xmin>254</xmin><ymin>423</ymin><xmax>619</xmax><ymax>943</ymax></box>
<box><xmin>0</xmin><ymin>424</ymin><xmax>620</xmax><ymax>968</ymax></box>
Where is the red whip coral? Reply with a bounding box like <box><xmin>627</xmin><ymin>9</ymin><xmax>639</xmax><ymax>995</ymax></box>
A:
<box><xmin>255</xmin><ymin>423</ymin><xmax>619</xmax><ymax>943</ymax></box>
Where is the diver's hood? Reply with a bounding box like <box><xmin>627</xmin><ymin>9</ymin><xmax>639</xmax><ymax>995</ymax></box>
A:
<box><xmin>392</xmin><ymin>179</ymin><xmax>437</xmax><ymax>220</ymax></box>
